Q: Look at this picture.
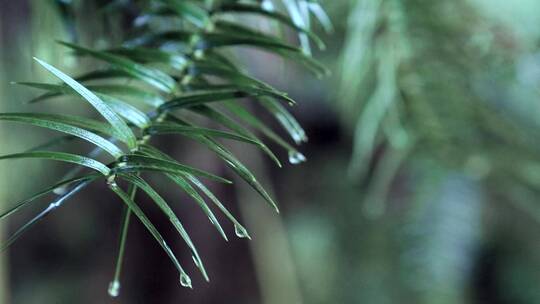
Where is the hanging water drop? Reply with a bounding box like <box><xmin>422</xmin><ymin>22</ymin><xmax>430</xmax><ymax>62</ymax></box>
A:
<box><xmin>288</xmin><ymin>151</ymin><xmax>307</xmax><ymax>165</ymax></box>
<box><xmin>234</xmin><ymin>224</ymin><xmax>251</xmax><ymax>239</ymax></box>
<box><xmin>292</xmin><ymin>133</ymin><xmax>302</xmax><ymax>145</ymax></box>
<box><xmin>53</xmin><ymin>186</ymin><xmax>68</xmax><ymax>195</ymax></box>
<box><xmin>291</xmin><ymin>131</ymin><xmax>308</xmax><ymax>145</ymax></box>
<box><xmin>156</xmin><ymin>114</ymin><xmax>167</xmax><ymax>123</ymax></box>
<box><xmin>107</xmin><ymin>174</ymin><xmax>118</xmax><ymax>189</ymax></box>
<box><xmin>194</xmin><ymin>49</ymin><xmax>205</xmax><ymax>59</ymax></box>
<box><xmin>262</xmin><ymin>0</ymin><xmax>275</xmax><ymax>11</ymax></box>
<box><xmin>179</xmin><ymin>273</ymin><xmax>193</xmax><ymax>289</ymax></box>
<box><xmin>108</xmin><ymin>280</ymin><xmax>120</xmax><ymax>297</ymax></box>
<box><xmin>133</xmin><ymin>15</ymin><xmax>150</xmax><ymax>27</ymax></box>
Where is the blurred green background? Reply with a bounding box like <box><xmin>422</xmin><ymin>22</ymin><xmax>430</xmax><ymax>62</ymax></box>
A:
<box><xmin>2</xmin><ymin>0</ymin><xmax>540</xmax><ymax>303</ymax></box>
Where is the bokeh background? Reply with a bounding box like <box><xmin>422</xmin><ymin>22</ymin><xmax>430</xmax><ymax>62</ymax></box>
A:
<box><xmin>2</xmin><ymin>0</ymin><xmax>540</xmax><ymax>303</ymax></box>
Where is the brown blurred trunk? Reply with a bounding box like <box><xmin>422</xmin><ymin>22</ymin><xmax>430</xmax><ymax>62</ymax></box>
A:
<box><xmin>0</xmin><ymin>3</ymin><xmax>11</xmax><ymax>302</ymax></box>
<box><xmin>231</xmin><ymin>145</ymin><xmax>304</xmax><ymax>304</ymax></box>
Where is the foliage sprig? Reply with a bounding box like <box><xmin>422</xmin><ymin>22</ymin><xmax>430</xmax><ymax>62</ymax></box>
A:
<box><xmin>0</xmin><ymin>0</ymin><xmax>330</xmax><ymax>296</ymax></box>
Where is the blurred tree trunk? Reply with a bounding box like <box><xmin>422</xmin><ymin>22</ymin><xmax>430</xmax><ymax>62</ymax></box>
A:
<box><xmin>231</xmin><ymin>146</ymin><xmax>304</xmax><ymax>304</ymax></box>
<box><xmin>398</xmin><ymin>168</ymin><xmax>483</xmax><ymax>304</ymax></box>
<box><xmin>0</xmin><ymin>2</ymin><xmax>11</xmax><ymax>302</ymax></box>
<box><xmin>0</xmin><ymin>1</ymin><xmax>44</xmax><ymax>301</ymax></box>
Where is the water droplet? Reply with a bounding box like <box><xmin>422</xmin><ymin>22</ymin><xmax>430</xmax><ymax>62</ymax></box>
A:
<box><xmin>291</xmin><ymin>131</ymin><xmax>308</xmax><ymax>145</ymax></box>
<box><xmin>262</xmin><ymin>0</ymin><xmax>275</xmax><ymax>11</ymax></box>
<box><xmin>108</xmin><ymin>280</ymin><xmax>120</xmax><ymax>297</ymax></box>
<box><xmin>190</xmin><ymin>34</ymin><xmax>201</xmax><ymax>45</ymax></box>
<box><xmin>179</xmin><ymin>273</ymin><xmax>192</xmax><ymax>289</ymax></box>
<box><xmin>134</xmin><ymin>15</ymin><xmax>150</xmax><ymax>27</ymax></box>
<box><xmin>288</xmin><ymin>151</ymin><xmax>306</xmax><ymax>165</ymax></box>
<box><xmin>204</xmin><ymin>22</ymin><xmax>215</xmax><ymax>32</ymax></box>
<box><xmin>156</xmin><ymin>115</ymin><xmax>166</xmax><ymax>123</ymax></box>
<box><xmin>53</xmin><ymin>187</ymin><xmax>68</xmax><ymax>195</ymax></box>
<box><xmin>194</xmin><ymin>49</ymin><xmax>205</xmax><ymax>59</ymax></box>
<box><xmin>107</xmin><ymin>175</ymin><xmax>118</xmax><ymax>189</ymax></box>
<box><xmin>234</xmin><ymin>224</ymin><xmax>251</xmax><ymax>239</ymax></box>
<box><xmin>181</xmin><ymin>75</ymin><xmax>193</xmax><ymax>85</ymax></box>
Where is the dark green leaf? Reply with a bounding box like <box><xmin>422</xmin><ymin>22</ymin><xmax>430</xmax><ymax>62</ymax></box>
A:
<box><xmin>1</xmin><ymin>179</ymin><xmax>94</xmax><ymax>251</ymax></box>
<box><xmin>114</xmin><ymin>154</ymin><xmax>231</xmax><ymax>184</ymax></box>
<box><xmin>124</xmin><ymin>31</ymin><xmax>192</xmax><ymax>48</ymax></box>
<box><xmin>76</xmin><ymin>69</ymin><xmax>132</xmax><ymax>82</ymax></box>
<box><xmin>14</xmin><ymin>82</ymin><xmax>71</xmax><ymax>96</ymax></box>
<box><xmin>87</xmin><ymin>85</ymin><xmax>164</xmax><ymax>107</ymax></box>
<box><xmin>203</xmin><ymin>50</ymin><xmax>239</xmax><ymax>71</ymax></box>
<box><xmin>0</xmin><ymin>174</ymin><xmax>100</xmax><ymax>220</ymax></box>
<box><xmin>188</xmin><ymin>63</ymin><xmax>279</xmax><ymax>92</ymax></box>
<box><xmin>118</xmin><ymin>173</ymin><xmax>209</xmax><ymax>280</ymax></box>
<box><xmin>106</xmin><ymin>47</ymin><xmax>186</xmax><ymax>69</ymax></box>
<box><xmin>167</xmin><ymin>115</ymin><xmax>279</xmax><ymax>212</ymax></box>
<box><xmin>0</xmin><ymin>151</ymin><xmax>111</xmax><ymax>175</ymax></box>
<box><xmin>188</xmin><ymin>105</ymin><xmax>281</xmax><ymax>167</ymax></box>
<box><xmin>0</xmin><ymin>113</ymin><xmax>124</xmax><ymax>157</ymax></box>
<box><xmin>214</xmin><ymin>7</ymin><xmax>326</xmax><ymax>50</ymax></box>
<box><xmin>269</xmin><ymin>46</ymin><xmax>330</xmax><ymax>77</ymax></box>
<box><xmin>14</xmin><ymin>82</ymin><xmax>149</xmax><ymax>128</ymax></box>
<box><xmin>108</xmin><ymin>184</ymin><xmax>191</xmax><ymax>287</ymax></box>
<box><xmin>145</xmin><ymin>121</ymin><xmax>260</xmax><ymax>146</ymax></box>
<box><xmin>58</xmin><ymin>42</ymin><xmax>177</xmax><ymax>94</ymax></box>
<box><xmin>259</xmin><ymin>97</ymin><xmax>308</xmax><ymax>144</ymax></box>
<box><xmin>97</xmin><ymin>94</ymin><xmax>151</xmax><ymax>129</ymax></box>
<box><xmin>194</xmin><ymin>135</ymin><xmax>279</xmax><ymax>212</ymax></box>
<box><xmin>223</xmin><ymin>101</ymin><xmax>306</xmax><ymax>163</ymax></box>
<box><xmin>34</xmin><ymin>58</ymin><xmax>138</xmax><ymax>149</ymax></box>
<box><xmin>125</xmin><ymin>30</ymin><xmax>301</xmax><ymax>54</ymax></box>
<box><xmin>137</xmin><ymin>145</ymin><xmax>228</xmax><ymax>241</ymax></box>
<box><xmin>158</xmin><ymin>0</ymin><xmax>210</xmax><ymax>28</ymax></box>
<box><xmin>185</xmin><ymin>174</ymin><xmax>250</xmax><ymax>239</ymax></box>
<box><xmin>158</xmin><ymin>90</ymin><xmax>253</xmax><ymax>112</ymax></box>
<box><xmin>307</xmin><ymin>2</ymin><xmax>334</xmax><ymax>33</ymax></box>
<box><xmin>19</xmin><ymin>82</ymin><xmax>164</xmax><ymax>108</ymax></box>
<box><xmin>186</xmin><ymin>83</ymin><xmax>296</xmax><ymax>105</ymax></box>
<box><xmin>196</xmin><ymin>32</ymin><xmax>302</xmax><ymax>53</ymax></box>
<box><xmin>139</xmin><ymin>145</ymin><xmax>246</xmax><ymax>232</ymax></box>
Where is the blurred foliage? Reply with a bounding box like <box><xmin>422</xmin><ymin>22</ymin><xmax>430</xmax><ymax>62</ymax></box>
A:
<box><xmin>3</xmin><ymin>0</ymin><xmax>540</xmax><ymax>303</ymax></box>
<box><xmin>340</xmin><ymin>0</ymin><xmax>540</xmax><ymax>205</ymax></box>
<box><xmin>331</xmin><ymin>0</ymin><xmax>540</xmax><ymax>303</ymax></box>
<box><xmin>0</xmin><ymin>0</ymin><xmax>330</xmax><ymax>300</ymax></box>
